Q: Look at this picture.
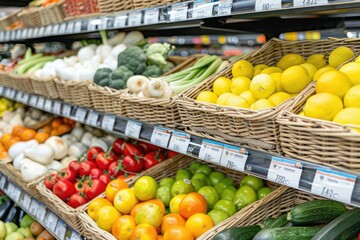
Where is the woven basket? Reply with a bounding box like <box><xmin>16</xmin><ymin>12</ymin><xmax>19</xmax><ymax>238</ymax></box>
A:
<box><xmin>132</xmin><ymin>0</ymin><xmax>180</xmax><ymax>9</ymax></box>
<box><xmin>0</xmin><ymin>72</ymin><xmax>12</xmax><ymax>88</ymax></box>
<box><xmin>79</xmin><ymin>155</ymin><xmax>283</xmax><ymax>240</ymax></box>
<box><xmin>177</xmin><ymin>38</ymin><xmax>360</xmax><ymax>153</ymax></box>
<box><xmin>88</xmin><ymin>84</ymin><xmax>124</xmax><ymax>116</ymax></box>
<box><xmin>64</xmin><ymin>0</ymin><xmax>99</xmax><ymax>17</ymax></box>
<box><xmin>0</xmin><ymin>10</ymin><xmax>21</xmax><ymax>30</ymax></box>
<box><xmin>54</xmin><ymin>78</ymin><xmax>93</xmax><ymax>108</ymax></box>
<box><xmin>18</xmin><ymin>2</ymin><xmax>65</xmax><ymax>27</ymax></box>
<box><xmin>122</xmin><ymin>56</ymin><xmax>197</xmax><ymax>129</ymax></box>
<box><xmin>8</xmin><ymin>73</ymin><xmax>34</xmax><ymax>93</ymax></box>
<box><xmin>98</xmin><ymin>0</ymin><xmax>133</xmax><ymax>13</ymax></box>
<box><xmin>29</xmin><ymin>76</ymin><xmax>59</xmax><ymax>99</ymax></box>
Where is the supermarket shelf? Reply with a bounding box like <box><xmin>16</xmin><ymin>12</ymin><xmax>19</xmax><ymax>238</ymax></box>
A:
<box><xmin>0</xmin><ymin>172</ymin><xmax>83</xmax><ymax>240</ymax></box>
<box><xmin>1</xmin><ymin>85</ymin><xmax>360</xmax><ymax>209</ymax></box>
<box><xmin>0</xmin><ymin>0</ymin><xmax>360</xmax><ymax>42</ymax></box>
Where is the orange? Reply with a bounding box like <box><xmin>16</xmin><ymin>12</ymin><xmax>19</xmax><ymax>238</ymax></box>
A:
<box><xmin>130</xmin><ymin>224</ymin><xmax>158</xmax><ymax>240</ymax></box>
<box><xmin>0</xmin><ymin>151</ymin><xmax>9</xmax><ymax>160</ymax></box>
<box><xmin>41</xmin><ymin>125</ymin><xmax>52</xmax><ymax>134</ymax></box>
<box><xmin>106</xmin><ymin>179</ymin><xmax>129</xmax><ymax>203</ymax></box>
<box><xmin>131</xmin><ymin>199</ymin><xmax>165</xmax><ymax>218</ymax></box>
<box><xmin>87</xmin><ymin>198</ymin><xmax>112</xmax><ymax>221</ymax></box>
<box><xmin>179</xmin><ymin>193</ymin><xmax>207</xmax><ymax>219</ymax></box>
<box><xmin>161</xmin><ymin>213</ymin><xmax>186</xmax><ymax>234</ymax></box>
<box><xmin>112</xmin><ymin>215</ymin><xmax>136</xmax><ymax>240</ymax></box>
<box><xmin>185</xmin><ymin>213</ymin><xmax>214</xmax><ymax>238</ymax></box>
<box><xmin>20</xmin><ymin>129</ymin><xmax>37</xmax><ymax>141</ymax></box>
<box><xmin>50</xmin><ymin>129</ymin><xmax>59</xmax><ymax>136</ymax></box>
<box><xmin>12</xmin><ymin>126</ymin><xmax>26</xmax><ymax>137</ymax></box>
<box><xmin>51</xmin><ymin>118</ymin><xmax>62</xmax><ymax>128</ymax></box>
<box><xmin>58</xmin><ymin>124</ymin><xmax>72</xmax><ymax>135</ymax></box>
<box><xmin>35</xmin><ymin>132</ymin><xmax>50</xmax><ymax>143</ymax></box>
<box><xmin>114</xmin><ymin>189</ymin><xmax>139</xmax><ymax>214</ymax></box>
<box><xmin>1</xmin><ymin>134</ymin><xmax>12</xmax><ymax>145</ymax></box>
<box><xmin>158</xmin><ymin>236</ymin><xmax>163</xmax><ymax>240</ymax></box>
<box><xmin>96</xmin><ymin>206</ymin><xmax>121</xmax><ymax>232</ymax></box>
<box><xmin>5</xmin><ymin>138</ymin><xmax>19</xmax><ymax>150</ymax></box>
<box><xmin>0</xmin><ymin>143</ymin><xmax>6</xmax><ymax>152</ymax></box>
<box><xmin>163</xmin><ymin>226</ymin><xmax>194</xmax><ymax>240</ymax></box>
<box><xmin>131</xmin><ymin>202</ymin><xmax>145</xmax><ymax>219</ymax></box>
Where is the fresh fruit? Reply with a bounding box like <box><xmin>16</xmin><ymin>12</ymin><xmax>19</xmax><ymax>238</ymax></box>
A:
<box><xmin>239</xmin><ymin>90</ymin><xmax>257</xmax><ymax>105</ymax></box>
<box><xmin>156</xmin><ymin>186</ymin><xmax>172</xmax><ymax>206</ymax></box>
<box><xmin>300</xmin><ymin>63</ymin><xmax>317</xmax><ymax>79</ymax></box>
<box><xmin>114</xmin><ymin>189</ymin><xmax>139</xmax><ymax>214</ymax></box>
<box><xmin>339</xmin><ymin>62</ymin><xmax>360</xmax><ymax>85</ymax></box>
<box><xmin>209</xmin><ymin>171</ymin><xmax>225</xmax><ymax>186</ymax></box>
<box><xmin>253</xmin><ymin>64</ymin><xmax>269</xmax><ymax>76</ymax></box>
<box><xmin>267</xmin><ymin>92</ymin><xmax>291</xmax><ymax>107</ymax></box>
<box><xmin>270</xmin><ymin>72</ymin><xmax>283</xmax><ymax>92</ymax></box>
<box><xmin>257</xmin><ymin>187</ymin><xmax>273</xmax><ymax>199</ymax></box>
<box><xmin>169</xmin><ymin>194</ymin><xmax>186</xmax><ymax>213</ymax></box>
<box><xmin>20</xmin><ymin>215</ymin><xmax>34</xmax><ymax>228</ymax></box>
<box><xmin>313</xmin><ymin>66</ymin><xmax>336</xmax><ymax>81</ymax></box>
<box><xmin>233</xmin><ymin>185</ymin><xmax>257</xmax><ymax>210</ymax></box>
<box><xmin>87</xmin><ymin>198</ymin><xmax>112</xmax><ymax>221</ymax></box>
<box><xmin>240</xmin><ymin>175</ymin><xmax>264</xmax><ymax>191</ymax></box>
<box><xmin>260</xmin><ymin>67</ymin><xmax>282</xmax><ymax>74</ymax></box>
<box><xmin>192</xmin><ymin>173</ymin><xmax>211</xmax><ymax>186</ymax></box>
<box><xmin>333</xmin><ymin>108</ymin><xmax>360</xmax><ymax>131</ymax></box>
<box><xmin>225</xmin><ymin>96</ymin><xmax>249</xmax><ymax>108</ymax></box>
<box><xmin>213</xmin><ymin>77</ymin><xmax>232</xmax><ymax>96</ymax></box>
<box><xmin>214</xmin><ymin>178</ymin><xmax>234</xmax><ymax>194</ymax></box>
<box><xmin>306</xmin><ymin>54</ymin><xmax>326</xmax><ymax>69</ymax></box>
<box><xmin>163</xmin><ymin>226</ymin><xmax>194</xmax><ymax>240</ymax></box>
<box><xmin>251</xmin><ymin>99</ymin><xmax>274</xmax><ymax>110</ymax></box>
<box><xmin>189</xmin><ymin>162</ymin><xmax>203</xmax><ymax>174</ymax></box>
<box><xmin>191</xmin><ymin>179</ymin><xmax>205</xmax><ymax>192</ymax></box>
<box><xmin>207</xmin><ymin>209</ymin><xmax>229</xmax><ymax>225</ymax></box>
<box><xmin>231</xmin><ymin>77</ymin><xmax>251</xmax><ymax>95</ymax></box>
<box><xmin>316</xmin><ymin>71</ymin><xmax>352</xmax><ymax>99</ymax></box>
<box><xmin>171</xmin><ymin>179</ymin><xmax>194</xmax><ymax>197</ymax></box>
<box><xmin>175</xmin><ymin>169</ymin><xmax>192</xmax><ymax>181</ymax></box>
<box><xmin>196</xmin><ymin>165</ymin><xmax>213</xmax><ymax>175</ymax></box>
<box><xmin>217</xmin><ymin>93</ymin><xmax>237</xmax><ymax>106</ymax></box>
<box><xmin>303</xmin><ymin>93</ymin><xmax>343</xmax><ymax>121</ymax></box>
<box><xmin>131</xmin><ymin>199</ymin><xmax>166</xmax><ymax>218</ymax></box>
<box><xmin>131</xmin><ymin>224</ymin><xmax>158</xmax><ymax>240</ymax></box>
<box><xmin>344</xmin><ymin>85</ymin><xmax>360</xmax><ymax>108</ymax></box>
<box><xmin>179</xmin><ymin>192</ymin><xmax>207</xmax><ymax>219</ymax></box>
<box><xmin>161</xmin><ymin>213</ymin><xmax>186</xmax><ymax>234</ymax></box>
<box><xmin>159</xmin><ymin>178</ymin><xmax>175</xmax><ymax>188</ymax></box>
<box><xmin>281</xmin><ymin>66</ymin><xmax>311</xmax><ymax>94</ymax></box>
<box><xmin>105</xmin><ymin>179</ymin><xmax>129</xmax><ymax>203</ymax></box>
<box><xmin>232</xmin><ymin>60</ymin><xmax>254</xmax><ymax>79</ymax></box>
<box><xmin>134</xmin><ymin>176</ymin><xmax>158</xmax><ymax>201</ymax></box>
<box><xmin>112</xmin><ymin>215</ymin><xmax>136</xmax><ymax>240</ymax></box>
<box><xmin>96</xmin><ymin>206</ymin><xmax>121</xmax><ymax>232</ymax></box>
<box><xmin>185</xmin><ymin>213</ymin><xmax>215</xmax><ymax>238</ymax></box>
<box><xmin>277</xmin><ymin>54</ymin><xmax>305</xmax><ymax>70</ymax></box>
<box><xmin>250</xmin><ymin>74</ymin><xmax>276</xmax><ymax>99</ymax></box>
<box><xmin>329</xmin><ymin>46</ymin><xmax>354</xmax><ymax>68</ymax></box>
<box><xmin>213</xmin><ymin>199</ymin><xmax>237</xmax><ymax>217</ymax></box>
<box><xmin>198</xmin><ymin>186</ymin><xmax>219</xmax><ymax>210</ymax></box>
<box><xmin>220</xmin><ymin>185</ymin><xmax>237</xmax><ymax>201</ymax></box>
<box><xmin>196</xmin><ymin>91</ymin><xmax>218</xmax><ymax>104</ymax></box>
<box><xmin>135</xmin><ymin>203</ymin><xmax>163</xmax><ymax>228</ymax></box>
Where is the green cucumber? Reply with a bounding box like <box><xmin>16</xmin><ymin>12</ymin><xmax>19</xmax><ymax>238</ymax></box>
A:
<box><xmin>17</xmin><ymin>53</ymin><xmax>43</xmax><ymax>65</ymax></box>
<box><xmin>288</xmin><ymin>200</ymin><xmax>347</xmax><ymax>226</ymax></box>
<box><xmin>254</xmin><ymin>226</ymin><xmax>322</xmax><ymax>240</ymax></box>
<box><xmin>312</xmin><ymin>208</ymin><xmax>360</xmax><ymax>240</ymax></box>
<box><xmin>262</xmin><ymin>214</ymin><xmax>289</xmax><ymax>229</ymax></box>
<box><xmin>261</xmin><ymin>218</ymin><xmax>275</xmax><ymax>228</ymax></box>
<box><xmin>214</xmin><ymin>225</ymin><xmax>262</xmax><ymax>240</ymax></box>
<box><xmin>15</xmin><ymin>56</ymin><xmax>55</xmax><ymax>74</ymax></box>
<box><xmin>26</xmin><ymin>61</ymin><xmax>48</xmax><ymax>74</ymax></box>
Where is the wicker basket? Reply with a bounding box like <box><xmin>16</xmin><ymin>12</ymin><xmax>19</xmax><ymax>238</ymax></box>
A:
<box><xmin>8</xmin><ymin>73</ymin><xmax>34</xmax><ymax>93</ymax></box>
<box><xmin>132</xmin><ymin>0</ymin><xmax>180</xmax><ymax>9</ymax></box>
<box><xmin>64</xmin><ymin>0</ymin><xmax>99</xmax><ymax>18</ymax></box>
<box><xmin>0</xmin><ymin>10</ymin><xmax>21</xmax><ymax>30</ymax></box>
<box><xmin>121</xmin><ymin>56</ymin><xmax>197</xmax><ymax>129</ymax></box>
<box><xmin>177</xmin><ymin>38</ymin><xmax>360</xmax><ymax>153</ymax></box>
<box><xmin>79</xmin><ymin>155</ymin><xmax>284</xmax><ymax>240</ymax></box>
<box><xmin>98</xmin><ymin>0</ymin><xmax>133</xmax><ymax>13</ymax></box>
<box><xmin>29</xmin><ymin>76</ymin><xmax>59</xmax><ymax>99</ymax></box>
<box><xmin>0</xmin><ymin>72</ymin><xmax>12</xmax><ymax>88</ymax></box>
<box><xmin>54</xmin><ymin>78</ymin><xmax>93</xmax><ymax>108</ymax></box>
<box><xmin>18</xmin><ymin>2</ymin><xmax>65</xmax><ymax>27</ymax></box>
<box><xmin>88</xmin><ymin>84</ymin><xmax>124</xmax><ymax>116</ymax></box>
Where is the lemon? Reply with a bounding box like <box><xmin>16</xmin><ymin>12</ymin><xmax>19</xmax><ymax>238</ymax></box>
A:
<box><xmin>213</xmin><ymin>77</ymin><xmax>232</xmax><ymax>96</ymax></box>
<box><xmin>333</xmin><ymin>108</ymin><xmax>360</xmax><ymax>132</ymax></box>
<box><xmin>298</xmin><ymin>111</ymin><xmax>305</xmax><ymax>116</ymax></box>
<box><xmin>303</xmin><ymin>93</ymin><xmax>343</xmax><ymax>121</ymax></box>
<box><xmin>300</xmin><ymin>63</ymin><xmax>317</xmax><ymax>80</ymax></box>
<box><xmin>253</xmin><ymin>64</ymin><xmax>269</xmax><ymax>76</ymax></box>
<box><xmin>231</xmin><ymin>77</ymin><xmax>251</xmax><ymax>95</ymax></box>
<box><xmin>268</xmin><ymin>92</ymin><xmax>292</xmax><ymax>106</ymax></box>
<box><xmin>225</xmin><ymin>96</ymin><xmax>250</xmax><ymax>108</ymax></box>
<box><xmin>313</xmin><ymin>66</ymin><xmax>336</xmax><ymax>81</ymax></box>
<box><xmin>196</xmin><ymin>91</ymin><xmax>218</xmax><ymax>104</ymax></box>
<box><xmin>290</xmin><ymin>93</ymin><xmax>298</xmax><ymax>97</ymax></box>
<box><xmin>250</xmin><ymin>99</ymin><xmax>275</xmax><ymax>110</ymax></box>
<box><xmin>96</xmin><ymin>206</ymin><xmax>122</xmax><ymax>232</ymax></box>
<box><xmin>316</xmin><ymin>71</ymin><xmax>352</xmax><ymax>99</ymax></box>
<box><xmin>270</xmin><ymin>72</ymin><xmax>284</xmax><ymax>92</ymax></box>
<box><xmin>329</xmin><ymin>46</ymin><xmax>354</xmax><ymax>68</ymax></box>
<box><xmin>217</xmin><ymin>93</ymin><xmax>237</xmax><ymax>106</ymax></box>
<box><xmin>344</xmin><ymin>85</ymin><xmax>360</xmax><ymax>108</ymax></box>
<box><xmin>250</xmin><ymin>74</ymin><xmax>276</xmax><ymax>99</ymax></box>
<box><xmin>306</xmin><ymin>54</ymin><xmax>326</xmax><ymax>69</ymax></box>
<box><xmin>261</xmin><ymin>67</ymin><xmax>283</xmax><ymax>74</ymax></box>
<box><xmin>339</xmin><ymin>62</ymin><xmax>360</xmax><ymax>85</ymax></box>
<box><xmin>239</xmin><ymin>90</ymin><xmax>257</xmax><ymax>105</ymax></box>
<box><xmin>355</xmin><ymin>56</ymin><xmax>360</xmax><ymax>63</ymax></box>
<box><xmin>281</xmin><ymin>66</ymin><xmax>311</xmax><ymax>93</ymax></box>
<box><xmin>232</xmin><ymin>60</ymin><xmax>254</xmax><ymax>79</ymax></box>
<box><xmin>276</xmin><ymin>53</ymin><xmax>305</xmax><ymax>70</ymax></box>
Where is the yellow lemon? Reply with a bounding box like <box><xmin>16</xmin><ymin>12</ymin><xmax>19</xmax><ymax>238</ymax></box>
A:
<box><xmin>231</xmin><ymin>77</ymin><xmax>251</xmax><ymax>95</ymax></box>
<box><xmin>339</xmin><ymin>62</ymin><xmax>360</xmax><ymax>85</ymax></box>
<box><xmin>196</xmin><ymin>91</ymin><xmax>218</xmax><ymax>104</ymax></box>
<box><xmin>276</xmin><ymin>53</ymin><xmax>305</xmax><ymax>70</ymax></box>
<box><xmin>250</xmin><ymin>73</ymin><xmax>275</xmax><ymax>99</ymax></box>
<box><xmin>290</xmin><ymin>93</ymin><xmax>298</xmax><ymax>97</ymax></box>
<box><xmin>313</xmin><ymin>66</ymin><xmax>336</xmax><ymax>81</ymax></box>
<box><xmin>344</xmin><ymin>85</ymin><xmax>360</xmax><ymax>108</ymax></box>
<box><xmin>329</xmin><ymin>46</ymin><xmax>354</xmax><ymax>68</ymax></box>
<box><xmin>306</xmin><ymin>54</ymin><xmax>326</xmax><ymax>69</ymax></box>
<box><xmin>96</xmin><ymin>206</ymin><xmax>122</xmax><ymax>232</ymax></box>
<box><xmin>253</xmin><ymin>64</ymin><xmax>269</xmax><ymax>76</ymax></box>
<box><xmin>316</xmin><ymin>71</ymin><xmax>352</xmax><ymax>99</ymax></box>
<box><xmin>225</xmin><ymin>96</ymin><xmax>250</xmax><ymax>108</ymax></box>
<box><xmin>232</xmin><ymin>60</ymin><xmax>254</xmax><ymax>79</ymax></box>
<box><xmin>213</xmin><ymin>77</ymin><xmax>232</xmax><ymax>96</ymax></box>
<box><xmin>169</xmin><ymin>194</ymin><xmax>186</xmax><ymax>213</ymax></box>
<box><xmin>333</xmin><ymin>108</ymin><xmax>360</xmax><ymax>132</ymax></box>
<box><xmin>261</xmin><ymin>67</ymin><xmax>283</xmax><ymax>74</ymax></box>
<box><xmin>298</xmin><ymin>111</ymin><xmax>305</xmax><ymax>116</ymax></box>
<box><xmin>300</xmin><ymin>63</ymin><xmax>317</xmax><ymax>80</ymax></box>
<box><xmin>355</xmin><ymin>56</ymin><xmax>360</xmax><ymax>63</ymax></box>
<box><xmin>303</xmin><ymin>93</ymin><xmax>343</xmax><ymax>121</ymax></box>
<box><xmin>250</xmin><ymin>99</ymin><xmax>275</xmax><ymax>110</ymax></box>
<box><xmin>267</xmin><ymin>92</ymin><xmax>292</xmax><ymax>107</ymax></box>
<box><xmin>217</xmin><ymin>93</ymin><xmax>237</xmax><ymax>106</ymax></box>
<box><xmin>270</xmin><ymin>72</ymin><xmax>284</xmax><ymax>92</ymax></box>
<box><xmin>281</xmin><ymin>66</ymin><xmax>311</xmax><ymax>94</ymax></box>
<box><xmin>239</xmin><ymin>90</ymin><xmax>257</xmax><ymax>105</ymax></box>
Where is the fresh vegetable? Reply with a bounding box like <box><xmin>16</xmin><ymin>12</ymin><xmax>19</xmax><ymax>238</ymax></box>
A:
<box><xmin>83</xmin><ymin>179</ymin><xmax>106</xmax><ymax>200</ymax></box>
<box><xmin>44</xmin><ymin>173</ymin><xmax>57</xmax><ymax>190</ymax></box>
<box><xmin>87</xmin><ymin>146</ymin><xmax>104</xmax><ymax>162</ymax></box>
<box><xmin>95</xmin><ymin>149</ymin><xmax>118</xmax><ymax>170</ymax></box>
<box><xmin>214</xmin><ymin>225</ymin><xmax>262</xmax><ymax>240</ymax></box>
<box><xmin>79</xmin><ymin>161</ymin><xmax>97</xmax><ymax>176</ymax></box>
<box><xmin>122</xmin><ymin>142</ymin><xmax>143</xmax><ymax>157</ymax></box>
<box><xmin>24</xmin><ymin>144</ymin><xmax>54</xmax><ymax>165</ymax></box>
<box><xmin>143</xmin><ymin>151</ymin><xmax>165</xmax><ymax>169</ymax></box>
<box><xmin>253</xmin><ymin>226</ymin><xmax>322</xmax><ymax>240</ymax></box>
<box><xmin>20</xmin><ymin>160</ymin><xmax>48</xmax><ymax>182</ymax></box>
<box><xmin>67</xmin><ymin>193</ymin><xmax>88</xmax><ymax>208</ymax></box>
<box><xmin>142</xmin><ymin>65</ymin><xmax>162</xmax><ymax>77</ymax></box>
<box><xmin>57</xmin><ymin>168</ymin><xmax>77</xmax><ymax>182</ymax></box>
<box><xmin>109</xmin><ymin>66</ymin><xmax>134</xmax><ymax>90</ymax></box>
<box><xmin>127</xmin><ymin>76</ymin><xmax>150</xmax><ymax>94</ymax></box>
<box><xmin>117</xmin><ymin>46</ymin><xmax>147</xmax><ymax>75</ymax></box>
<box><xmin>45</xmin><ymin>137</ymin><xmax>68</xmax><ymax>159</ymax></box>
<box><xmin>261</xmin><ymin>214</ymin><xmax>289</xmax><ymax>229</ymax></box>
<box><xmin>53</xmin><ymin>179</ymin><xmax>77</xmax><ymax>201</ymax></box>
<box><xmin>94</xmin><ymin>68</ymin><xmax>112</xmax><ymax>85</ymax></box>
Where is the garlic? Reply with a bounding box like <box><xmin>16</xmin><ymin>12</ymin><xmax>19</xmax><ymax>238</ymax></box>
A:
<box><xmin>127</xmin><ymin>76</ymin><xmax>149</xmax><ymax>93</ymax></box>
<box><xmin>148</xmin><ymin>79</ymin><xmax>166</xmax><ymax>98</ymax></box>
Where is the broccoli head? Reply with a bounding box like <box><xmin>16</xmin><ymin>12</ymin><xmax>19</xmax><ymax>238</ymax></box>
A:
<box><xmin>109</xmin><ymin>66</ymin><xmax>134</xmax><ymax>90</ymax></box>
<box><xmin>117</xmin><ymin>46</ymin><xmax>147</xmax><ymax>75</ymax></box>
<box><xmin>142</xmin><ymin>65</ymin><xmax>163</xmax><ymax>77</ymax></box>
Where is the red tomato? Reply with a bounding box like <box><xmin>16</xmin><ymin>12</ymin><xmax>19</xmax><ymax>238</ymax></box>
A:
<box><xmin>57</xmin><ymin>168</ymin><xmax>77</xmax><ymax>183</ymax></box>
<box><xmin>144</xmin><ymin>151</ymin><xmax>166</xmax><ymax>170</ymax></box>
<box><xmin>167</xmin><ymin>150</ymin><xmax>178</xmax><ymax>158</ymax></box>
<box><xmin>79</xmin><ymin>161</ymin><xmax>97</xmax><ymax>176</ymax></box>
<box><xmin>67</xmin><ymin>193</ymin><xmax>88</xmax><ymax>208</ymax></box>
<box><xmin>83</xmin><ymin>179</ymin><xmax>106</xmax><ymax>200</ymax></box>
<box><xmin>137</xmin><ymin>142</ymin><xmax>150</xmax><ymax>153</ymax></box>
<box><xmin>87</xmin><ymin>146</ymin><xmax>104</xmax><ymax>162</ymax></box>
<box><xmin>95</xmin><ymin>150</ymin><xmax>118</xmax><ymax>170</ymax></box>
<box><xmin>123</xmin><ymin>142</ymin><xmax>143</xmax><ymax>157</ymax></box>
<box><xmin>112</xmin><ymin>138</ymin><xmax>125</xmax><ymax>155</ymax></box>
<box><xmin>98</xmin><ymin>174</ymin><xmax>111</xmax><ymax>185</ymax></box>
<box><xmin>117</xmin><ymin>173</ymin><xmax>135</xmax><ymax>180</ymax></box>
<box><xmin>108</xmin><ymin>160</ymin><xmax>124</xmax><ymax>178</ymax></box>
<box><xmin>44</xmin><ymin>173</ymin><xmax>57</xmax><ymax>190</ymax></box>
<box><xmin>68</xmin><ymin>160</ymin><xmax>81</xmax><ymax>174</ymax></box>
<box><xmin>122</xmin><ymin>155</ymin><xmax>144</xmax><ymax>173</ymax></box>
<box><xmin>53</xmin><ymin>179</ymin><xmax>77</xmax><ymax>201</ymax></box>
<box><xmin>89</xmin><ymin>168</ymin><xmax>102</xmax><ymax>179</ymax></box>
<box><xmin>144</xmin><ymin>142</ymin><xmax>161</xmax><ymax>151</ymax></box>
<box><xmin>74</xmin><ymin>181</ymin><xmax>84</xmax><ymax>193</ymax></box>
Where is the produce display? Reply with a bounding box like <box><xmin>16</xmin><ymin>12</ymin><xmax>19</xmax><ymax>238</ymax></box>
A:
<box><xmin>12</xmin><ymin>49</ymin><xmax>55</xmax><ymax>76</ymax></box>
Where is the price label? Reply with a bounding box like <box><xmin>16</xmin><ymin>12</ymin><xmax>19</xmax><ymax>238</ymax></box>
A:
<box><xmin>128</xmin><ymin>11</ymin><xmax>142</xmax><ymax>26</ymax></box>
<box><xmin>66</xmin><ymin>21</ymin><xmax>75</xmax><ymax>33</ymax></box>
<box><xmin>71</xmin><ymin>231</ymin><xmax>82</xmax><ymax>240</ymax></box>
<box><xmin>29</xmin><ymin>95</ymin><xmax>38</xmax><ymax>106</ymax></box>
<box><xmin>32</xmin><ymin>28</ymin><xmax>38</xmax><ymax>37</ymax></box>
<box><xmin>0</xmin><ymin>176</ymin><xmax>6</xmax><ymax>189</ymax></box>
<box><xmin>62</xmin><ymin>104</ymin><xmax>72</xmax><ymax>117</ymax></box>
<box><xmin>151</xmin><ymin>127</ymin><xmax>172</xmax><ymax>148</ymax></box>
<box><xmin>59</xmin><ymin>23</ymin><xmax>67</xmax><ymax>34</ymax></box>
<box><xmin>311</xmin><ymin>168</ymin><xmax>356</xmax><ymax>204</ymax></box>
<box><xmin>37</xmin><ymin>96</ymin><xmax>45</xmax><ymax>109</ymax></box>
<box><xmin>13</xmin><ymin>185</ymin><xmax>21</xmax><ymax>202</ymax></box>
<box><xmin>199</xmin><ymin>140</ymin><xmax>224</xmax><ymax>164</ymax></box>
<box><xmin>5</xmin><ymin>88</ymin><xmax>14</xmax><ymax>98</ymax></box>
<box><xmin>21</xmin><ymin>194</ymin><xmax>32</xmax><ymax>209</ymax></box>
<box><xmin>20</xmin><ymin>93</ymin><xmax>29</xmax><ymax>103</ymax></box>
<box><xmin>193</xmin><ymin>0</ymin><xmax>217</xmax><ymax>19</ymax></box>
<box><xmin>16</xmin><ymin>30</ymin><xmax>21</xmax><ymax>39</ymax></box>
<box><xmin>255</xmin><ymin>0</ymin><xmax>282</xmax><ymax>11</ymax></box>
<box><xmin>4</xmin><ymin>31</ymin><xmax>10</xmax><ymax>41</ymax></box>
<box><xmin>15</xmin><ymin>91</ymin><xmax>22</xmax><ymax>102</ymax></box>
<box><xmin>114</xmin><ymin>14</ymin><xmax>127</xmax><ymax>28</ymax></box>
<box><xmin>218</xmin><ymin>0</ymin><xmax>233</xmax><ymax>16</ymax></box>
<box><xmin>46</xmin><ymin>212</ymin><xmax>58</xmax><ymax>231</ymax></box>
<box><xmin>169</xmin><ymin>3</ymin><xmax>189</xmax><ymax>21</ymax></box>
<box><xmin>45</xmin><ymin>25</ymin><xmax>52</xmax><ymax>35</ymax></box>
<box><xmin>294</xmin><ymin>0</ymin><xmax>328</xmax><ymax>6</ymax></box>
<box><xmin>74</xmin><ymin>21</ymin><xmax>82</xmax><ymax>32</ymax></box>
<box><xmin>144</xmin><ymin>8</ymin><xmax>159</xmax><ymax>25</ymax></box>
<box><xmin>29</xmin><ymin>199</ymin><xmax>39</xmax><ymax>216</ymax></box>
<box><xmin>87</xmin><ymin>19</ymin><xmax>98</xmax><ymax>31</ymax></box>
<box><xmin>52</xmin><ymin>24</ymin><xmax>60</xmax><ymax>35</ymax></box>
<box><xmin>220</xmin><ymin>144</ymin><xmax>248</xmax><ymax>171</ymax></box>
<box><xmin>86</xmin><ymin>111</ymin><xmax>99</xmax><ymax>126</ymax></box>
<box><xmin>44</xmin><ymin>99</ymin><xmax>53</xmax><ymax>112</ymax></box>
<box><xmin>101</xmin><ymin>115</ymin><xmax>116</xmax><ymax>131</ymax></box>
<box><xmin>99</xmin><ymin>17</ymin><xmax>108</xmax><ymax>30</ymax></box>
<box><xmin>75</xmin><ymin>108</ymin><xmax>87</xmax><ymax>122</ymax></box>
<box><xmin>168</xmin><ymin>131</ymin><xmax>190</xmax><ymax>154</ymax></box>
<box><xmin>36</xmin><ymin>204</ymin><xmax>47</xmax><ymax>222</ymax></box>
<box><xmin>38</xmin><ymin>27</ymin><xmax>45</xmax><ymax>36</ymax></box>
<box><xmin>10</xmin><ymin>31</ymin><xmax>15</xmax><ymax>40</ymax></box>
<box><xmin>0</xmin><ymin>32</ymin><xmax>4</xmax><ymax>41</ymax></box>
<box><xmin>267</xmin><ymin>157</ymin><xmax>303</xmax><ymax>188</ymax></box>
<box><xmin>0</xmin><ymin>86</ymin><xmax>3</xmax><ymax>94</ymax></box>
<box><xmin>55</xmin><ymin>220</ymin><xmax>67</xmax><ymax>240</ymax></box>
<box><xmin>125</xmin><ymin>120</ymin><xmax>142</xmax><ymax>139</ymax></box>
<box><xmin>53</xmin><ymin>101</ymin><xmax>62</xmax><ymax>115</ymax></box>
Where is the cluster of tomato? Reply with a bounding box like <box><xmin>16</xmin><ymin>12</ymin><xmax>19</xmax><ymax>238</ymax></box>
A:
<box><xmin>44</xmin><ymin>138</ymin><xmax>177</xmax><ymax>208</ymax></box>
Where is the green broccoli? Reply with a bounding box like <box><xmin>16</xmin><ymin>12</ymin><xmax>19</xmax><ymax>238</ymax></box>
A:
<box><xmin>160</xmin><ymin>61</ymin><xmax>175</xmax><ymax>73</ymax></box>
<box><xmin>109</xmin><ymin>66</ymin><xmax>134</xmax><ymax>90</ymax></box>
<box><xmin>118</xmin><ymin>46</ymin><xmax>147</xmax><ymax>75</ymax></box>
<box><xmin>142</xmin><ymin>65</ymin><xmax>163</xmax><ymax>77</ymax></box>
<box><xmin>94</xmin><ymin>68</ymin><xmax>112</xmax><ymax>84</ymax></box>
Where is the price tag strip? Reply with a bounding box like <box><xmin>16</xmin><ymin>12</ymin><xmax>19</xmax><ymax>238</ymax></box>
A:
<box><xmin>169</xmin><ymin>2</ymin><xmax>189</xmax><ymax>21</ymax></box>
<box><xmin>220</xmin><ymin>144</ymin><xmax>248</xmax><ymax>172</ymax></box>
<box><xmin>267</xmin><ymin>157</ymin><xmax>303</xmax><ymax>188</ymax></box>
<box><xmin>294</xmin><ymin>0</ymin><xmax>328</xmax><ymax>7</ymax></box>
<box><xmin>125</xmin><ymin>120</ymin><xmax>142</xmax><ymax>139</ymax></box>
<box><xmin>151</xmin><ymin>126</ymin><xmax>172</xmax><ymax>148</ymax></box>
<box><xmin>75</xmin><ymin>108</ymin><xmax>87</xmax><ymax>122</ymax></box>
<box><xmin>193</xmin><ymin>0</ymin><xmax>220</xmax><ymax>19</ymax></box>
<box><xmin>71</xmin><ymin>231</ymin><xmax>82</xmax><ymax>240</ymax></box>
<box><xmin>168</xmin><ymin>131</ymin><xmax>190</xmax><ymax>154</ymax></box>
<box><xmin>86</xmin><ymin>111</ymin><xmax>100</xmax><ymax>126</ymax></box>
<box><xmin>114</xmin><ymin>14</ymin><xmax>127</xmax><ymax>28</ymax></box>
<box><xmin>44</xmin><ymin>99</ymin><xmax>53</xmax><ymax>112</ymax></box>
<box><xmin>0</xmin><ymin>175</ymin><xmax>6</xmax><ymax>189</ymax></box>
<box><xmin>199</xmin><ymin>139</ymin><xmax>224</xmax><ymax>164</ymax></box>
<box><xmin>46</xmin><ymin>212</ymin><xmax>58</xmax><ymax>232</ymax></box>
<box><xmin>128</xmin><ymin>10</ymin><xmax>143</xmax><ymax>26</ymax></box>
<box><xmin>29</xmin><ymin>95</ymin><xmax>38</xmax><ymax>106</ymax></box>
<box><xmin>311</xmin><ymin>168</ymin><xmax>356</xmax><ymax>204</ymax></box>
<box><xmin>37</xmin><ymin>96</ymin><xmax>45</xmax><ymax>109</ymax></box>
<box><xmin>55</xmin><ymin>220</ymin><xmax>67</xmax><ymax>240</ymax></box>
<box><xmin>144</xmin><ymin>8</ymin><xmax>160</xmax><ymax>25</ymax></box>
<box><xmin>102</xmin><ymin>115</ymin><xmax>116</xmax><ymax>131</ymax></box>
<box><xmin>36</xmin><ymin>204</ymin><xmax>47</xmax><ymax>223</ymax></box>
<box><xmin>29</xmin><ymin>199</ymin><xmax>40</xmax><ymax>216</ymax></box>
<box><xmin>255</xmin><ymin>0</ymin><xmax>282</xmax><ymax>11</ymax></box>
<box><xmin>21</xmin><ymin>193</ymin><xmax>32</xmax><ymax>209</ymax></box>
<box><xmin>62</xmin><ymin>104</ymin><xmax>72</xmax><ymax>117</ymax></box>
